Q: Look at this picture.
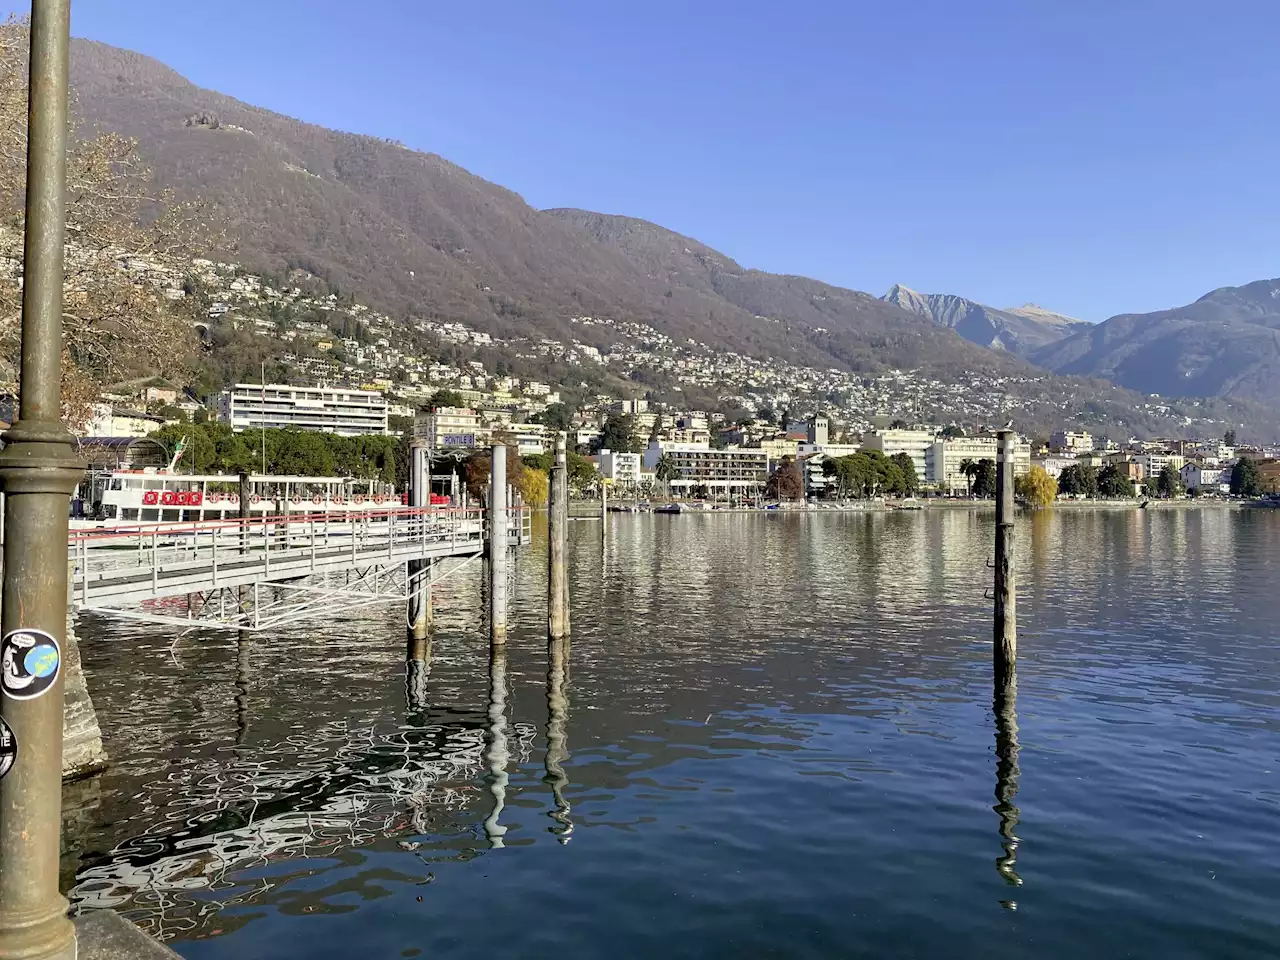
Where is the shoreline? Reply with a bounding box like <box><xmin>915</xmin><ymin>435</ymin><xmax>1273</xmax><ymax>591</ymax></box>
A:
<box><xmin>568</xmin><ymin>498</ymin><xmax>1256</xmax><ymax>516</ymax></box>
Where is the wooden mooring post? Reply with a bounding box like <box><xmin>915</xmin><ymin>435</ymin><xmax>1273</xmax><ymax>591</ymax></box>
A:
<box><xmin>488</xmin><ymin>444</ymin><xmax>509</xmax><ymax>645</ymax></box>
<box><xmin>993</xmin><ymin>428</ymin><xmax>1017</xmax><ymax>678</ymax></box>
<box><xmin>407</xmin><ymin>443</ymin><xmax>431</xmax><ymax>649</ymax></box>
<box><xmin>548</xmin><ymin>433</ymin><xmax>570</xmax><ymax>638</ymax></box>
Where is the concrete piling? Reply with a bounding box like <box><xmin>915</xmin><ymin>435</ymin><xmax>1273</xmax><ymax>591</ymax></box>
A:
<box><xmin>994</xmin><ymin>428</ymin><xmax>1017</xmax><ymax>679</ymax></box>
<box><xmin>548</xmin><ymin>433</ymin><xmax>570</xmax><ymax>638</ymax></box>
<box><xmin>488</xmin><ymin>444</ymin><xmax>509</xmax><ymax>645</ymax></box>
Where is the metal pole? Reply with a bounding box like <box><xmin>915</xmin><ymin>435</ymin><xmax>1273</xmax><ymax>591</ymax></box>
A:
<box><xmin>0</xmin><ymin>3</ymin><xmax>82</xmax><ymax>958</ymax></box>
<box><xmin>488</xmin><ymin>444</ymin><xmax>508</xmax><ymax>645</ymax></box>
<box><xmin>994</xmin><ymin>429</ymin><xmax>1016</xmax><ymax>679</ymax></box>
<box><xmin>600</xmin><ymin>477</ymin><xmax>607</xmax><ymax>536</ymax></box>
<box><xmin>548</xmin><ymin>435</ymin><xmax>567</xmax><ymax>639</ymax></box>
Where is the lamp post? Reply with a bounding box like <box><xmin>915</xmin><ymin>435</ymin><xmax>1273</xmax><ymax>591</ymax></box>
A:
<box><xmin>0</xmin><ymin>3</ymin><xmax>84</xmax><ymax>959</ymax></box>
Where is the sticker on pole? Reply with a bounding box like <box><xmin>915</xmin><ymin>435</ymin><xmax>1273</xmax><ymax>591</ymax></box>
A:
<box><xmin>0</xmin><ymin>717</ymin><xmax>14</xmax><ymax>779</ymax></box>
<box><xmin>1</xmin><ymin>629</ymin><xmax>61</xmax><ymax>701</ymax></box>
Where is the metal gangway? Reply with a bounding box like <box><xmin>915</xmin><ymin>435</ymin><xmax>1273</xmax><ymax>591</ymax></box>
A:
<box><xmin>69</xmin><ymin>505</ymin><xmax>531</xmax><ymax>630</ymax></box>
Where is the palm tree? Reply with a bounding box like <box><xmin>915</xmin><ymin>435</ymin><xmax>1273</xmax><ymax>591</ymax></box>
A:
<box><xmin>959</xmin><ymin>457</ymin><xmax>977</xmax><ymax>497</ymax></box>
<box><xmin>655</xmin><ymin>454</ymin><xmax>680</xmax><ymax>498</ymax></box>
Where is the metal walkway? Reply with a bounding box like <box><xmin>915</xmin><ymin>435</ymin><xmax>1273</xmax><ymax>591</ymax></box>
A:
<box><xmin>69</xmin><ymin>506</ymin><xmax>529</xmax><ymax>630</ymax></box>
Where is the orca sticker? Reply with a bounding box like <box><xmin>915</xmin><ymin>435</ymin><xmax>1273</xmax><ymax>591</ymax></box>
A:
<box><xmin>0</xmin><ymin>717</ymin><xmax>14</xmax><ymax>779</ymax></box>
<box><xmin>2</xmin><ymin>629</ymin><xmax>61</xmax><ymax>701</ymax></box>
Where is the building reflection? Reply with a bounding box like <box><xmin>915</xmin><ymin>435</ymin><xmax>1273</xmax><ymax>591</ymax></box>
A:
<box><xmin>992</xmin><ymin>666</ymin><xmax>1022</xmax><ymax>905</ymax></box>
<box><xmin>482</xmin><ymin>645</ymin><xmax>510</xmax><ymax>848</ymax></box>
<box><xmin>543</xmin><ymin>637</ymin><xmax>573</xmax><ymax>842</ymax></box>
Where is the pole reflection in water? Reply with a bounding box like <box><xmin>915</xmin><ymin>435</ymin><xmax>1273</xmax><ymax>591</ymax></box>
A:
<box><xmin>235</xmin><ymin>631</ymin><xmax>251</xmax><ymax>746</ymax></box>
<box><xmin>405</xmin><ymin>635</ymin><xmax>432</xmax><ymax>715</ymax></box>
<box><xmin>543</xmin><ymin>637</ymin><xmax>573</xmax><ymax>842</ymax></box>
<box><xmin>482</xmin><ymin>644</ymin><xmax>510</xmax><ymax>848</ymax></box>
<box><xmin>992</xmin><ymin>665</ymin><xmax>1022</xmax><ymax>906</ymax></box>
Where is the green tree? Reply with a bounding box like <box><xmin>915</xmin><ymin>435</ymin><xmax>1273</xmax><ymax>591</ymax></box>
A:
<box><xmin>655</xmin><ymin>454</ymin><xmax>680</xmax><ymax>495</ymax></box>
<box><xmin>1156</xmin><ymin>463</ymin><xmax>1184</xmax><ymax>498</ymax></box>
<box><xmin>535</xmin><ymin>402</ymin><xmax>575</xmax><ymax>433</ymax></box>
<box><xmin>941</xmin><ymin>425</ymin><xmax>965</xmax><ymax>439</ymax></box>
<box><xmin>1097</xmin><ymin>463</ymin><xmax>1135</xmax><ymax>498</ymax></box>
<box><xmin>1224</xmin><ymin>428</ymin><xmax>1238</xmax><ymax>447</ymax></box>
<box><xmin>429</xmin><ymin>389</ymin><xmax>466</xmax><ymax>409</ymax></box>
<box><xmin>598</xmin><ymin>413</ymin><xmax>638</xmax><ymax>453</ymax></box>
<box><xmin>648</xmin><ymin>413</ymin><xmax>664</xmax><ymax>444</ymax></box>
<box><xmin>959</xmin><ymin>457</ymin><xmax>977</xmax><ymax>496</ymax></box>
<box><xmin>972</xmin><ymin>458</ymin><xmax>997</xmax><ymax>498</ymax></box>
<box><xmin>889</xmin><ymin>452</ymin><xmax>919</xmax><ymax>495</ymax></box>
<box><xmin>1230</xmin><ymin>456</ymin><xmax>1262</xmax><ymax>497</ymax></box>
<box><xmin>1056</xmin><ymin>463</ymin><xmax>1099</xmax><ymax>498</ymax></box>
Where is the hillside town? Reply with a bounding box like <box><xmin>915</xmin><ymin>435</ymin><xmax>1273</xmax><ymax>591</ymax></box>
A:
<box><xmin>50</xmin><ymin>256</ymin><xmax>1275</xmax><ymax>503</ymax></box>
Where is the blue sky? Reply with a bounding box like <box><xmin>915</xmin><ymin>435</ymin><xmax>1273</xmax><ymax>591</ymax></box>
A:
<box><xmin>56</xmin><ymin>0</ymin><xmax>1280</xmax><ymax>320</ymax></box>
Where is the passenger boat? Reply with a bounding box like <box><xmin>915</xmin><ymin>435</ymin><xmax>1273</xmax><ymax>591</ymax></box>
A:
<box><xmin>76</xmin><ymin>470</ymin><xmax>399</xmax><ymax>529</ymax></box>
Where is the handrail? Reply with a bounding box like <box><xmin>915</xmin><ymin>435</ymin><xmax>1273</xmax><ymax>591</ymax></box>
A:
<box><xmin>68</xmin><ymin>505</ymin><xmax>530</xmax><ymax>544</ymax></box>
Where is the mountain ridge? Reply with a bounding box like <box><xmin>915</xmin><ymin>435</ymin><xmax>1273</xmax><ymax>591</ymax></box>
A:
<box><xmin>1032</xmin><ymin>278</ymin><xmax>1280</xmax><ymax>404</ymax></box>
<box><xmin>880</xmin><ymin>284</ymin><xmax>1088</xmax><ymax>355</ymax></box>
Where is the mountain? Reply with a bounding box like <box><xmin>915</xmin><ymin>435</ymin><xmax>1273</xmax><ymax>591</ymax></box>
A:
<box><xmin>58</xmin><ymin>37</ymin><xmax>1278</xmax><ymax>436</ymax></box>
<box><xmin>67</xmin><ymin>38</ymin><xmax>1029</xmax><ymax>383</ymax></box>
<box><xmin>880</xmin><ymin>285</ymin><xmax>1088</xmax><ymax>355</ymax></box>
<box><xmin>1032</xmin><ymin>279</ymin><xmax>1280</xmax><ymax>405</ymax></box>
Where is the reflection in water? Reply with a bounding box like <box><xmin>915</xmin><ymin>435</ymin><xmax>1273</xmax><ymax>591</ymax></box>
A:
<box><xmin>405</xmin><ymin>635</ymin><xmax>432</xmax><ymax>714</ymax></box>
<box><xmin>992</xmin><ymin>666</ymin><xmax>1022</xmax><ymax>905</ymax></box>
<box><xmin>543</xmin><ymin>638</ymin><xmax>573</xmax><ymax>842</ymax></box>
<box><xmin>235</xmin><ymin>632</ymin><xmax>251</xmax><ymax>746</ymax></box>
<box><xmin>482</xmin><ymin>645</ymin><xmax>510</xmax><ymax>848</ymax></box>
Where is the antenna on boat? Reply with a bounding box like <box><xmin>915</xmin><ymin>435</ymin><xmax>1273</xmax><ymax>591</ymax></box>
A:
<box><xmin>166</xmin><ymin>436</ymin><xmax>187</xmax><ymax>473</ymax></box>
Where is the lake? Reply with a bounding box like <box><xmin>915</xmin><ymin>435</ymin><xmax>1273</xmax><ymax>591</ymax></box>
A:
<box><xmin>63</xmin><ymin>508</ymin><xmax>1280</xmax><ymax>958</ymax></box>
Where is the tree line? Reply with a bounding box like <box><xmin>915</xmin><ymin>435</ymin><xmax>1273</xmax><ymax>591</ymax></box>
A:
<box><xmin>821</xmin><ymin>451</ymin><xmax>920</xmax><ymax>498</ymax></box>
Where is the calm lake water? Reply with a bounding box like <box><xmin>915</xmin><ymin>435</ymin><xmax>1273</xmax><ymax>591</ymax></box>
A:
<box><xmin>63</xmin><ymin>508</ymin><xmax>1280</xmax><ymax>958</ymax></box>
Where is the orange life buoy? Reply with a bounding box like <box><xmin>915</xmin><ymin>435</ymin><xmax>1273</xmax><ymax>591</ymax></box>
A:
<box><xmin>354</xmin><ymin>495</ymin><xmax>365</xmax><ymax>505</ymax></box>
<box><xmin>142</xmin><ymin>491</ymin><xmax>159</xmax><ymax>506</ymax></box>
<box><xmin>290</xmin><ymin>495</ymin><xmax>301</xmax><ymax>504</ymax></box>
<box><xmin>250</xmin><ymin>494</ymin><xmax>261</xmax><ymax>504</ymax></box>
<box><xmin>373</xmin><ymin>495</ymin><xmax>385</xmax><ymax>505</ymax></box>
<box><xmin>160</xmin><ymin>491</ymin><xmax>177</xmax><ymax>506</ymax></box>
<box><xmin>229</xmin><ymin>494</ymin><xmax>240</xmax><ymax>504</ymax></box>
<box><xmin>312</xmin><ymin>495</ymin><xmax>322</xmax><ymax>505</ymax></box>
<box><xmin>208</xmin><ymin>492</ymin><xmax>221</xmax><ymax>503</ymax></box>
<box><xmin>189</xmin><ymin>491</ymin><xmax>203</xmax><ymax>506</ymax></box>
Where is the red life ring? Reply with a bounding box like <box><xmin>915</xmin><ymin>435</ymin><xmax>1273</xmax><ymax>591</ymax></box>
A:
<box><xmin>142</xmin><ymin>491</ymin><xmax>159</xmax><ymax>506</ymax></box>
<box><xmin>373</xmin><ymin>495</ymin><xmax>385</xmax><ymax>505</ymax></box>
<box><xmin>290</xmin><ymin>496</ymin><xmax>301</xmax><ymax>504</ymax></box>
<box><xmin>229</xmin><ymin>494</ymin><xmax>240</xmax><ymax>505</ymax></box>
<box><xmin>189</xmin><ymin>491</ymin><xmax>204</xmax><ymax>506</ymax></box>
<box><xmin>312</xmin><ymin>495</ymin><xmax>322</xmax><ymax>505</ymax></box>
<box><xmin>250</xmin><ymin>494</ymin><xmax>261</xmax><ymax>504</ymax></box>
<box><xmin>354</xmin><ymin>495</ymin><xmax>365</xmax><ymax>505</ymax></box>
<box><xmin>175</xmin><ymin>491</ymin><xmax>190</xmax><ymax>506</ymax></box>
<box><xmin>160</xmin><ymin>491</ymin><xmax>177</xmax><ymax>506</ymax></box>
<box><xmin>207</xmin><ymin>492</ymin><xmax>221</xmax><ymax>503</ymax></box>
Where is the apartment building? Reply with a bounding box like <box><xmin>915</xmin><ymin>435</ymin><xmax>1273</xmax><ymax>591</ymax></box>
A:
<box><xmin>219</xmin><ymin>383</ymin><xmax>388</xmax><ymax>436</ymax></box>
<box><xmin>642</xmin><ymin>441</ymin><xmax>769</xmax><ymax>495</ymax></box>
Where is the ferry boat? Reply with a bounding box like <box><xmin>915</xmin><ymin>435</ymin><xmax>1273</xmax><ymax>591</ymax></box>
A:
<box><xmin>81</xmin><ymin>470</ymin><xmax>397</xmax><ymax>527</ymax></box>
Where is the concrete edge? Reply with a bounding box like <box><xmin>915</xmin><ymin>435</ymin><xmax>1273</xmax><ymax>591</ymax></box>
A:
<box><xmin>74</xmin><ymin>910</ymin><xmax>182</xmax><ymax>959</ymax></box>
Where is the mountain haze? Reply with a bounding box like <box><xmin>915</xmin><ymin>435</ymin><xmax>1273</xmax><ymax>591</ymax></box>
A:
<box><xmin>1033</xmin><ymin>279</ymin><xmax>1280</xmax><ymax>405</ymax></box>
<box><xmin>881</xmin><ymin>284</ymin><xmax>1088</xmax><ymax>355</ymax></box>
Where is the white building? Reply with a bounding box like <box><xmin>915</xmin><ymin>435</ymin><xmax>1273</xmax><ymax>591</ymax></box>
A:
<box><xmin>926</xmin><ymin>436</ymin><xmax>1031</xmax><ymax>494</ymax></box>
<box><xmin>642</xmin><ymin>441</ymin><xmax>769</xmax><ymax>496</ymax></box>
<box><xmin>219</xmin><ymin>383</ymin><xmax>388</xmax><ymax>436</ymax></box>
<box><xmin>1051</xmin><ymin>430</ymin><xmax>1094</xmax><ymax>454</ymax></box>
<box><xmin>414</xmin><ymin>406</ymin><xmax>489</xmax><ymax>450</ymax></box>
<box><xmin>599</xmin><ymin>449</ymin><xmax>642</xmax><ymax>487</ymax></box>
<box><xmin>861</xmin><ymin>429</ymin><xmax>935</xmax><ymax>486</ymax></box>
<box><xmin>1181</xmin><ymin>463</ymin><xmax>1228</xmax><ymax>494</ymax></box>
<box><xmin>81</xmin><ymin>404</ymin><xmax>169</xmax><ymax>439</ymax></box>
<box><xmin>1032</xmin><ymin>455</ymin><xmax>1077</xmax><ymax>479</ymax></box>
<box><xmin>1135</xmin><ymin>453</ymin><xmax>1186</xmax><ymax>479</ymax></box>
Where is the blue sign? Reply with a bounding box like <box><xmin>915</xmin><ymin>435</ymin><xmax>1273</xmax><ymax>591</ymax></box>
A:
<box><xmin>440</xmin><ymin>433</ymin><xmax>476</xmax><ymax>447</ymax></box>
